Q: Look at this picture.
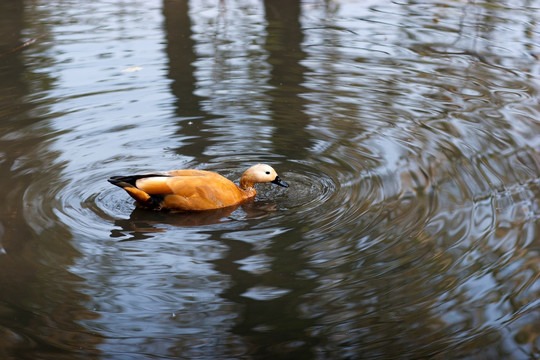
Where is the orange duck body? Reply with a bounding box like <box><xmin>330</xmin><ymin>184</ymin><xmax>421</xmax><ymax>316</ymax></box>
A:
<box><xmin>108</xmin><ymin>164</ymin><xmax>288</xmax><ymax>211</ymax></box>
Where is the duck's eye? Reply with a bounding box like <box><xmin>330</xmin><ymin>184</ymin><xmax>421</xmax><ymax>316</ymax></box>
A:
<box><xmin>265</xmin><ymin>171</ymin><xmax>270</xmax><ymax>175</ymax></box>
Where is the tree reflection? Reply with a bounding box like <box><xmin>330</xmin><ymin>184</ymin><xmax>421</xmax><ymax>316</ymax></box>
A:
<box><xmin>163</xmin><ymin>0</ymin><xmax>217</xmax><ymax>163</ymax></box>
<box><xmin>263</xmin><ymin>0</ymin><xmax>313</xmax><ymax>159</ymax></box>
<box><xmin>0</xmin><ymin>2</ymin><xmax>101</xmax><ymax>359</ymax></box>
<box><xmin>211</xmin><ymin>227</ymin><xmax>320</xmax><ymax>359</ymax></box>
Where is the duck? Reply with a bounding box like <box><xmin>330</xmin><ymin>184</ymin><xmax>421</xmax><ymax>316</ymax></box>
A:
<box><xmin>108</xmin><ymin>163</ymin><xmax>288</xmax><ymax>211</ymax></box>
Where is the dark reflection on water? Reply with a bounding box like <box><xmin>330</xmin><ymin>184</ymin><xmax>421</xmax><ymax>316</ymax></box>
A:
<box><xmin>0</xmin><ymin>3</ymin><xmax>102</xmax><ymax>359</ymax></box>
<box><xmin>0</xmin><ymin>0</ymin><xmax>539</xmax><ymax>359</ymax></box>
<box><xmin>164</xmin><ymin>0</ymin><xmax>217</xmax><ymax>164</ymax></box>
<box><xmin>264</xmin><ymin>0</ymin><xmax>313</xmax><ymax>159</ymax></box>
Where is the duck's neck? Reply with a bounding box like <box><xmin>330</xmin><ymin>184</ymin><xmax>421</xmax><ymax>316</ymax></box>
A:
<box><xmin>239</xmin><ymin>178</ymin><xmax>257</xmax><ymax>198</ymax></box>
<box><xmin>239</xmin><ymin>178</ymin><xmax>253</xmax><ymax>190</ymax></box>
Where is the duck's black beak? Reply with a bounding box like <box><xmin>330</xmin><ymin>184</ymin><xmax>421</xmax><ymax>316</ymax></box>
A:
<box><xmin>271</xmin><ymin>176</ymin><xmax>289</xmax><ymax>188</ymax></box>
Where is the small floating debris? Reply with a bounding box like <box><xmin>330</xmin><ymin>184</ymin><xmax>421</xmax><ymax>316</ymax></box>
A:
<box><xmin>241</xmin><ymin>286</ymin><xmax>291</xmax><ymax>301</ymax></box>
<box><xmin>121</xmin><ymin>66</ymin><xmax>143</xmax><ymax>73</ymax></box>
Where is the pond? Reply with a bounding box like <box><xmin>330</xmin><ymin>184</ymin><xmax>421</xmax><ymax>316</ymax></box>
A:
<box><xmin>0</xmin><ymin>0</ymin><xmax>539</xmax><ymax>359</ymax></box>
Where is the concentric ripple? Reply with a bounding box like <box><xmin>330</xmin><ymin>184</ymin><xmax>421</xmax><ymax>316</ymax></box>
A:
<box><xmin>2</xmin><ymin>0</ymin><xmax>540</xmax><ymax>359</ymax></box>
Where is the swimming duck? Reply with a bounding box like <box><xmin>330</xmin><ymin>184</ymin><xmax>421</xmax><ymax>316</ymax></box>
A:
<box><xmin>108</xmin><ymin>164</ymin><xmax>288</xmax><ymax>211</ymax></box>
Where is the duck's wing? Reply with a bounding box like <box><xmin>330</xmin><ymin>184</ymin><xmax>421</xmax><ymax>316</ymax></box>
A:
<box><xmin>161</xmin><ymin>175</ymin><xmax>246</xmax><ymax>211</ymax></box>
<box><xmin>135</xmin><ymin>176</ymin><xmax>174</xmax><ymax>194</ymax></box>
<box><xmin>134</xmin><ymin>170</ymin><xmax>222</xmax><ymax>195</ymax></box>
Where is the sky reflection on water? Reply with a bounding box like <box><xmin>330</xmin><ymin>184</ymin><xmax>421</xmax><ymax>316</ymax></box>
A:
<box><xmin>0</xmin><ymin>0</ymin><xmax>539</xmax><ymax>359</ymax></box>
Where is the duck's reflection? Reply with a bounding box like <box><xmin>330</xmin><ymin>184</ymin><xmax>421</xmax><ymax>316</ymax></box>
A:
<box><xmin>110</xmin><ymin>200</ymin><xmax>279</xmax><ymax>238</ymax></box>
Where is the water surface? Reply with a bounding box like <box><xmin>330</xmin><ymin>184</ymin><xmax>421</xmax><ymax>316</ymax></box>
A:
<box><xmin>0</xmin><ymin>0</ymin><xmax>539</xmax><ymax>359</ymax></box>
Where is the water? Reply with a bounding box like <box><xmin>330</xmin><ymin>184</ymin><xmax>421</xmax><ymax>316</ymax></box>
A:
<box><xmin>1</xmin><ymin>0</ymin><xmax>539</xmax><ymax>359</ymax></box>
